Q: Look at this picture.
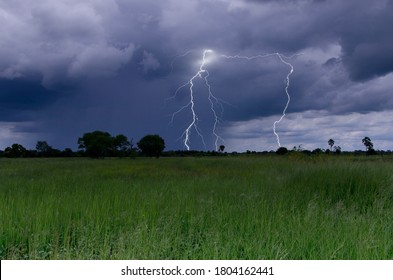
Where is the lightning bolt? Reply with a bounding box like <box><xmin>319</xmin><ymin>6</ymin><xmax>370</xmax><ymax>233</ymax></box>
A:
<box><xmin>170</xmin><ymin>49</ymin><xmax>224</xmax><ymax>151</ymax></box>
<box><xmin>221</xmin><ymin>52</ymin><xmax>299</xmax><ymax>147</ymax></box>
<box><xmin>273</xmin><ymin>54</ymin><xmax>294</xmax><ymax>147</ymax></box>
<box><xmin>170</xmin><ymin>49</ymin><xmax>301</xmax><ymax>150</ymax></box>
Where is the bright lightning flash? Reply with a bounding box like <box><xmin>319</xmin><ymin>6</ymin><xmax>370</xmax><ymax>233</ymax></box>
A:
<box><xmin>170</xmin><ymin>50</ymin><xmax>300</xmax><ymax>150</ymax></box>
<box><xmin>170</xmin><ymin>49</ymin><xmax>224</xmax><ymax>151</ymax></box>
<box><xmin>222</xmin><ymin>53</ymin><xmax>298</xmax><ymax>147</ymax></box>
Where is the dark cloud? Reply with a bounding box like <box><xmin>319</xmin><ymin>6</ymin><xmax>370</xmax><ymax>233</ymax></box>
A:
<box><xmin>0</xmin><ymin>79</ymin><xmax>61</xmax><ymax>120</ymax></box>
<box><xmin>1</xmin><ymin>0</ymin><xmax>393</xmax><ymax>151</ymax></box>
<box><xmin>232</xmin><ymin>0</ymin><xmax>393</xmax><ymax>82</ymax></box>
<box><xmin>335</xmin><ymin>1</ymin><xmax>393</xmax><ymax>81</ymax></box>
<box><xmin>343</xmin><ymin>40</ymin><xmax>393</xmax><ymax>81</ymax></box>
<box><xmin>0</xmin><ymin>0</ymin><xmax>135</xmax><ymax>88</ymax></box>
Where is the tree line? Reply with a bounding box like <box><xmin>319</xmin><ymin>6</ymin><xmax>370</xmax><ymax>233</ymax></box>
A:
<box><xmin>0</xmin><ymin>132</ymin><xmax>388</xmax><ymax>158</ymax></box>
<box><xmin>0</xmin><ymin>131</ymin><xmax>165</xmax><ymax>158</ymax></box>
<box><xmin>276</xmin><ymin>136</ymin><xmax>380</xmax><ymax>156</ymax></box>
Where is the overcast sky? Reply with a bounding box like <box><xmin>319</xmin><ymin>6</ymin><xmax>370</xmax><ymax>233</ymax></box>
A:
<box><xmin>1</xmin><ymin>0</ymin><xmax>393</xmax><ymax>152</ymax></box>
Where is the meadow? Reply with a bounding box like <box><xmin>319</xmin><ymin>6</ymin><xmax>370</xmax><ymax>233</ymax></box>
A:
<box><xmin>1</xmin><ymin>154</ymin><xmax>393</xmax><ymax>259</ymax></box>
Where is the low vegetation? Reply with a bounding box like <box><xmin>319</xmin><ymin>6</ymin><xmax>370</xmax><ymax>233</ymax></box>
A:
<box><xmin>1</xmin><ymin>154</ymin><xmax>393</xmax><ymax>259</ymax></box>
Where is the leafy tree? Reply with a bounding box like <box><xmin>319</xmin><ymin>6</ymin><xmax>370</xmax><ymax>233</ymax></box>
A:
<box><xmin>78</xmin><ymin>131</ymin><xmax>113</xmax><ymax>158</ymax></box>
<box><xmin>276</xmin><ymin>147</ymin><xmax>288</xmax><ymax>155</ymax></box>
<box><xmin>113</xmin><ymin>134</ymin><xmax>131</xmax><ymax>157</ymax></box>
<box><xmin>362</xmin><ymin>137</ymin><xmax>373</xmax><ymax>151</ymax></box>
<box><xmin>362</xmin><ymin>137</ymin><xmax>377</xmax><ymax>155</ymax></box>
<box><xmin>36</xmin><ymin>141</ymin><xmax>53</xmax><ymax>157</ymax></box>
<box><xmin>328</xmin><ymin>139</ymin><xmax>335</xmax><ymax>151</ymax></box>
<box><xmin>137</xmin><ymin>134</ymin><xmax>165</xmax><ymax>158</ymax></box>
<box><xmin>4</xmin><ymin>143</ymin><xmax>27</xmax><ymax>158</ymax></box>
<box><xmin>219</xmin><ymin>145</ymin><xmax>225</xmax><ymax>153</ymax></box>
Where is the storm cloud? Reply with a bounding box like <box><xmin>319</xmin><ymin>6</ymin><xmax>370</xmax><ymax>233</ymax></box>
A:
<box><xmin>1</xmin><ymin>0</ymin><xmax>393</xmax><ymax>151</ymax></box>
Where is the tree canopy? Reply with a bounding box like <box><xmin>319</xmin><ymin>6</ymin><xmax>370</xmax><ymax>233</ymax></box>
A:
<box><xmin>328</xmin><ymin>139</ymin><xmax>335</xmax><ymax>151</ymax></box>
<box><xmin>4</xmin><ymin>144</ymin><xmax>27</xmax><ymax>158</ymax></box>
<box><xmin>36</xmin><ymin>141</ymin><xmax>54</xmax><ymax>157</ymax></box>
<box><xmin>78</xmin><ymin>131</ymin><xmax>114</xmax><ymax>158</ymax></box>
<box><xmin>362</xmin><ymin>136</ymin><xmax>376</xmax><ymax>155</ymax></box>
<box><xmin>276</xmin><ymin>146</ymin><xmax>288</xmax><ymax>155</ymax></box>
<box><xmin>137</xmin><ymin>134</ymin><xmax>165</xmax><ymax>158</ymax></box>
<box><xmin>77</xmin><ymin>131</ymin><xmax>133</xmax><ymax>158</ymax></box>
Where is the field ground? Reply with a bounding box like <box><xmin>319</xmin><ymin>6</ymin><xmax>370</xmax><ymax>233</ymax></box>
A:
<box><xmin>1</xmin><ymin>155</ymin><xmax>393</xmax><ymax>259</ymax></box>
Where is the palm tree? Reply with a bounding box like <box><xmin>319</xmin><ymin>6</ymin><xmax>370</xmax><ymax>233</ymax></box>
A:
<box><xmin>328</xmin><ymin>139</ymin><xmax>335</xmax><ymax>151</ymax></box>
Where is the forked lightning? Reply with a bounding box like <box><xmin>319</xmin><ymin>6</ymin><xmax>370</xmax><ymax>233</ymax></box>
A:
<box><xmin>170</xmin><ymin>49</ymin><xmax>300</xmax><ymax>150</ymax></box>
<box><xmin>222</xmin><ymin>53</ymin><xmax>297</xmax><ymax>147</ymax></box>
<box><xmin>170</xmin><ymin>50</ymin><xmax>224</xmax><ymax>151</ymax></box>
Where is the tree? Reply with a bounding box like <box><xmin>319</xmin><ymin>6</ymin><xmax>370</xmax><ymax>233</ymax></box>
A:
<box><xmin>36</xmin><ymin>141</ymin><xmax>53</xmax><ymax>157</ymax></box>
<box><xmin>78</xmin><ymin>131</ymin><xmax>113</xmax><ymax>158</ymax></box>
<box><xmin>276</xmin><ymin>147</ymin><xmax>288</xmax><ymax>155</ymax></box>
<box><xmin>328</xmin><ymin>139</ymin><xmax>335</xmax><ymax>151</ymax></box>
<box><xmin>4</xmin><ymin>143</ymin><xmax>27</xmax><ymax>158</ymax></box>
<box><xmin>113</xmin><ymin>134</ymin><xmax>131</xmax><ymax>157</ymax></box>
<box><xmin>333</xmin><ymin>146</ymin><xmax>342</xmax><ymax>154</ymax></box>
<box><xmin>362</xmin><ymin>136</ymin><xmax>376</xmax><ymax>155</ymax></box>
<box><xmin>137</xmin><ymin>134</ymin><xmax>165</xmax><ymax>158</ymax></box>
<box><xmin>362</xmin><ymin>137</ymin><xmax>373</xmax><ymax>151</ymax></box>
<box><xmin>219</xmin><ymin>145</ymin><xmax>225</xmax><ymax>153</ymax></box>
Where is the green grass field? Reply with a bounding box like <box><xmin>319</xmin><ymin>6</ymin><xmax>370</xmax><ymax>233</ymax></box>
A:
<box><xmin>1</xmin><ymin>155</ymin><xmax>393</xmax><ymax>259</ymax></box>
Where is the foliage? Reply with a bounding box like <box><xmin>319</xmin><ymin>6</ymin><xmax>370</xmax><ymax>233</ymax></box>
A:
<box><xmin>78</xmin><ymin>131</ymin><xmax>113</xmax><ymax>158</ymax></box>
<box><xmin>362</xmin><ymin>136</ymin><xmax>373</xmax><ymax>150</ymax></box>
<box><xmin>4</xmin><ymin>143</ymin><xmax>27</xmax><ymax>158</ymax></box>
<box><xmin>112</xmin><ymin>134</ymin><xmax>132</xmax><ymax>157</ymax></box>
<box><xmin>276</xmin><ymin>146</ymin><xmax>288</xmax><ymax>155</ymax></box>
<box><xmin>328</xmin><ymin>139</ymin><xmax>335</xmax><ymax>151</ymax></box>
<box><xmin>137</xmin><ymin>134</ymin><xmax>165</xmax><ymax>158</ymax></box>
<box><xmin>0</xmin><ymin>134</ymin><xmax>391</xmax><ymax>158</ymax></box>
<box><xmin>36</xmin><ymin>141</ymin><xmax>54</xmax><ymax>157</ymax></box>
<box><xmin>362</xmin><ymin>136</ymin><xmax>376</xmax><ymax>155</ymax></box>
<box><xmin>77</xmin><ymin>131</ymin><xmax>133</xmax><ymax>158</ymax></box>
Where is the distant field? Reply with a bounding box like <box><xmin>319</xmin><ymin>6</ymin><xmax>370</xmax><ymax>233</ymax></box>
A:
<box><xmin>1</xmin><ymin>155</ymin><xmax>393</xmax><ymax>259</ymax></box>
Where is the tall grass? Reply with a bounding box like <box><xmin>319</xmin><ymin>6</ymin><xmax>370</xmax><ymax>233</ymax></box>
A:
<box><xmin>1</xmin><ymin>155</ymin><xmax>393</xmax><ymax>259</ymax></box>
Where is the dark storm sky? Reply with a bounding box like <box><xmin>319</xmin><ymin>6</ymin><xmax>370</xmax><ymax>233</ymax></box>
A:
<box><xmin>1</xmin><ymin>0</ymin><xmax>393</xmax><ymax>151</ymax></box>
